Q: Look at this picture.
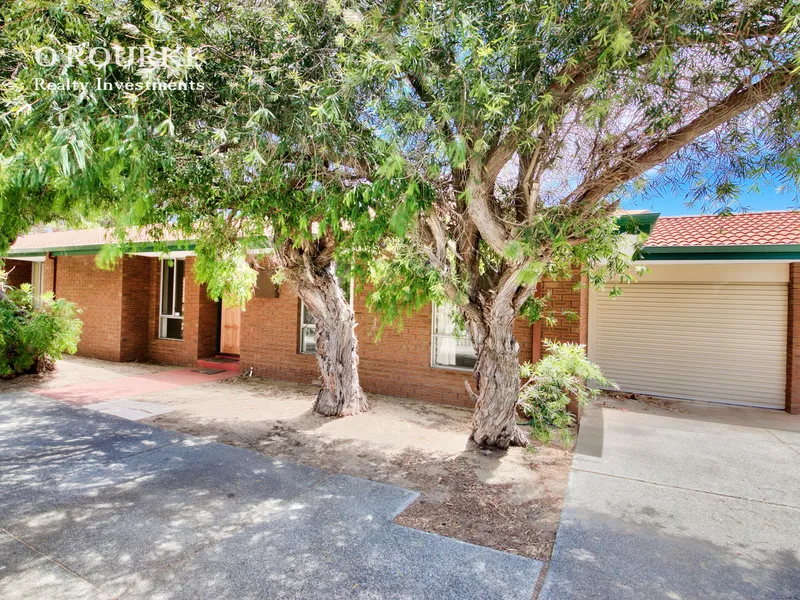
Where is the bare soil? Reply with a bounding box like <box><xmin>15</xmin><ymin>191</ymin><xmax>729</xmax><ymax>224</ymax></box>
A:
<box><xmin>1</xmin><ymin>356</ymin><xmax>574</xmax><ymax>561</ymax></box>
<box><xmin>599</xmin><ymin>390</ymin><xmax>691</xmax><ymax>414</ymax></box>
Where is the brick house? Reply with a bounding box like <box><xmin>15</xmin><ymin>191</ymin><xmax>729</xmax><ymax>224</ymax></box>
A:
<box><xmin>3</xmin><ymin>210</ymin><xmax>800</xmax><ymax>414</ymax></box>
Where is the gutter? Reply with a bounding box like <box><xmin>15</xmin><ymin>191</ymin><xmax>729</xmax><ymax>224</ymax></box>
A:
<box><xmin>638</xmin><ymin>244</ymin><xmax>800</xmax><ymax>261</ymax></box>
<box><xmin>4</xmin><ymin>240</ymin><xmax>198</xmax><ymax>258</ymax></box>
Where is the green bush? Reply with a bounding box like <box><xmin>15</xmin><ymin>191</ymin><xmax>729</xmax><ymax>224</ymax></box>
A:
<box><xmin>0</xmin><ymin>282</ymin><xmax>83</xmax><ymax>378</ymax></box>
<box><xmin>519</xmin><ymin>340</ymin><xmax>614</xmax><ymax>446</ymax></box>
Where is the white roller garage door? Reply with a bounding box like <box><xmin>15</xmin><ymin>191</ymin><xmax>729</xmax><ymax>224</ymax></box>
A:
<box><xmin>588</xmin><ymin>272</ymin><xmax>788</xmax><ymax>409</ymax></box>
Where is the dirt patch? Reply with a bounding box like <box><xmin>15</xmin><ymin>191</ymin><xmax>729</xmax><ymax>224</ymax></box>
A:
<box><xmin>142</xmin><ymin>374</ymin><xmax>573</xmax><ymax>560</ymax></box>
<box><xmin>599</xmin><ymin>390</ymin><xmax>691</xmax><ymax>414</ymax></box>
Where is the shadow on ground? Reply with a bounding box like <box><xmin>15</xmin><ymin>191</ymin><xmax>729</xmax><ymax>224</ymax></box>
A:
<box><xmin>0</xmin><ymin>390</ymin><xmax>542</xmax><ymax>600</ymax></box>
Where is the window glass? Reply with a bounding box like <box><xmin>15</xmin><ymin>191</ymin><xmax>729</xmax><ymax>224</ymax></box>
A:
<box><xmin>174</xmin><ymin>259</ymin><xmax>185</xmax><ymax>316</ymax></box>
<box><xmin>299</xmin><ymin>303</ymin><xmax>317</xmax><ymax>354</ymax></box>
<box><xmin>159</xmin><ymin>259</ymin><xmax>185</xmax><ymax>339</ymax></box>
<box><xmin>298</xmin><ymin>267</ymin><xmax>352</xmax><ymax>355</ymax></box>
<box><xmin>431</xmin><ymin>303</ymin><xmax>477</xmax><ymax>369</ymax></box>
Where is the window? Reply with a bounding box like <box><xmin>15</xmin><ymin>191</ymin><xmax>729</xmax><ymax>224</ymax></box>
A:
<box><xmin>299</xmin><ymin>276</ymin><xmax>354</xmax><ymax>355</ymax></box>
<box><xmin>159</xmin><ymin>259</ymin><xmax>185</xmax><ymax>340</ymax></box>
<box><xmin>299</xmin><ymin>301</ymin><xmax>317</xmax><ymax>354</ymax></box>
<box><xmin>431</xmin><ymin>303</ymin><xmax>477</xmax><ymax>370</ymax></box>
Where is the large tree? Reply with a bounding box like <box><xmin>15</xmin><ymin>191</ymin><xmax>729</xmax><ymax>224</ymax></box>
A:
<box><xmin>335</xmin><ymin>0</ymin><xmax>799</xmax><ymax>446</ymax></box>
<box><xmin>0</xmin><ymin>0</ymin><xmax>420</xmax><ymax>417</ymax></box>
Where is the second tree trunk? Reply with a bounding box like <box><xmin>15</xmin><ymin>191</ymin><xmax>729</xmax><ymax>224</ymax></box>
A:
<box><xmin>465</xmin><ymin>300</ymin><xmax>529</xmax><ymax>448</ymax></box>
<box><xmin>295</xmin><ymin>267</ymin><xmax>369</xmax><ymax>417</ymax></box>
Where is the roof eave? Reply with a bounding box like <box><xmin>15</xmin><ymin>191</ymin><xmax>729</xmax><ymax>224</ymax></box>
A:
<box><xmin>5</xmin><ymin>239</ymin><xmax>197</xmax><ymax>258</ymax></box>
<box><xmin>616</xmin><ymin>212</ymin><xmax>661</xmax><ymax>235</ymax></box>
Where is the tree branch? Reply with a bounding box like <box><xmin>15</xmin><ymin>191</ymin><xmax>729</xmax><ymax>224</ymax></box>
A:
<box><xmin>569</xmin><ymin>64</ymin><xmax>798</xmax><ymax>208</ymax></box>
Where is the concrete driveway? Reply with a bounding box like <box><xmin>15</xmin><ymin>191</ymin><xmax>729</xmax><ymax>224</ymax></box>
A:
<box><xmin>542</xmin><ymin>399</ymin><xmax>800</xmax><ymax>599</ymax></box>
<box><xmin>0</xmin><ymin>391</ymin><xmax>542</xmax><ymax>600</ymax></box>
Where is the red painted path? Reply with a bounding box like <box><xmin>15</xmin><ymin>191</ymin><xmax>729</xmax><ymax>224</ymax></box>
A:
<box><xmin>34</xmin><ymin>368</ymin><xmax>236</xmax><ymax>406</ymax></box>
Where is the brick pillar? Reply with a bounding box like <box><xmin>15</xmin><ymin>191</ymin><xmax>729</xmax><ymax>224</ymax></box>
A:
<box><xmin>120</xmin><ymin>256</ymin><xmax>151</xmax><ymax>361</ymax></box>
<box><xmin>787</xmin><ymin>263</ymin><xmax>800</xmax><ymax>414</ymax></box>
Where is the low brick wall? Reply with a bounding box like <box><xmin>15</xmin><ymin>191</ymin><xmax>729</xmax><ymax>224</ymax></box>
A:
<box><xmin>239</xmin><ymin>279</ymin><xmax>581</xmax><ymax>408</ymax></box>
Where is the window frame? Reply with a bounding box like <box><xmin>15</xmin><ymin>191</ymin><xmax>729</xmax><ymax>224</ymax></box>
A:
<box><xmin>158</xmin><ymin>258</ymin><xmax>185</xmax><ymax>341</ymax></box>
<box><xmin>430</xmin><ymin>303</ymin><xmax>477</xmax><ymax>371</ymax></box>
<box><xmin>298</xmin><ymin>277</ymin><xmax>354</xmax><ymax>356</ymax></box>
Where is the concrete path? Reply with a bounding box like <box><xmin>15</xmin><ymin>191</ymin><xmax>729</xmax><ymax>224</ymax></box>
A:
<box><xmin>541</xmin><ymin>401</ymin><xmax>800</xmax><ymax>599</ymax></box>
<box><xmin>31</xmin><ymin>368</ymin><xmax>237</xmax><ymax>420</ymax></box>
<box><xmin>0</xmin><ymin>391</ymin><xmax>542</xmax><ymax>599</ymax></box>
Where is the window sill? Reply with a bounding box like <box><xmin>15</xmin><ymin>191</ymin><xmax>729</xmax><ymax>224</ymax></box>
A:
<box><xmin>430</xmin><ymin>363</ymin><xmax>475</xmax><ymax>373</ymax></box>
<box><xmin>158</xmin><ymin>337</ymin><xmax>184</xmax><ymax>342</ymax></box>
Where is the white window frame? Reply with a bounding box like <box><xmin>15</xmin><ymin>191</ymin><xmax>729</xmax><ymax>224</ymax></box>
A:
<box><xmin>430</xmin><ymin>303</ymin><xmax>477</xmax><ymax>371</ymax></box>
<box><xmin>299</xmin><ymin>277</ymin><xmax>354</xmax><ymax>355</ymax></box>
<box><xmin>158</xmin><ymin>258</ymin><xmax>185</xmax><ymax>341</ymax></box>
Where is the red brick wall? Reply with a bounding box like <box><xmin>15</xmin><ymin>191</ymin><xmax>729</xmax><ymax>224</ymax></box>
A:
<box><xmin>240</xmin><ymin>284</ymin><xmax>535</xmax><ymax>408</ymax></box>
<box><xmin>197</xmin><ymin>282</ymin><xmax>220</xmax><ymax>360</ymax></box>
<box><xmin>120</xmin><ymin>256</ymin><xmax>151</xmax><ymax>361</ymax></box>
<box><xmin>55</xmin><ymin>255</ymin><xmax>124</xmax><ymax>361</ymax></box>
<box><xmin>787</xmin><ymin>263</ymin><xmax>800</xmax><ymax>414</ymax></box>
<box><xmin>50</xmin><ymin>254</ymin><xmax>216</xmax><ymax>366</ymax></box>
<box><xmin>240</xmin><ymin>288</ymin><xmax>319</xmax><ymax>383</ymax></box>
<box><xmin>146</xmin><ymin>257</ymin><xmax>219</xmax><ymax>366</ymax></box>
<box><xmin>2</xmin><ymin>259</ymin><xmax>32</xmax><ymax>288</ymax></box>
<box><xmin>539</xmin><ymin>273</ymin><xmax>583</xmax><ymax>357</ymax></box>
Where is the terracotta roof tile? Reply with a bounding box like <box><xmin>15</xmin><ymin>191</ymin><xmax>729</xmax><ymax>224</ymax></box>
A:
<box><xmin>645</xmin><ymin>210</ymin><xmax>800</xmax><ymax>247</ymax></box>
<box><xmin>9</xmin><ymin>228</ymin><xmax>187</xmax><ymax>252</ymax></box>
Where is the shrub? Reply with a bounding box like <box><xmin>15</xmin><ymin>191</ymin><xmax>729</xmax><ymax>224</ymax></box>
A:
<box><xmin>519</xmin><ymin>340</ymin><xmax>614</xmax><ymax>446</ymax></box>
<box><xmin>0</xmin><ymin>281</ymin><xmax>83</xmax><ymax>378</ymax></box>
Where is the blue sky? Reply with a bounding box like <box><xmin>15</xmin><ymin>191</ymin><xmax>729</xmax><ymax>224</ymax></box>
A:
<box><xmin>621</xmin><ymin>179</ymin><xmax>798</xmax><ymax>216</ymax></box>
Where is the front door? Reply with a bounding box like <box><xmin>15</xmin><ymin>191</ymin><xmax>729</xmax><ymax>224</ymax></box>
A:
<box><xmin>220</xmin><ymin>305</ymin><xmax>242</xmax><ymax>354</ymax></box>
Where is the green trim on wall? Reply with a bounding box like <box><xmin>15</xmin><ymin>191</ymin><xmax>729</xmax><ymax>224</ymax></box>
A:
<box><xmin>4</xmin><ymin>240</ymin><xmax>197</xmax><ymax>258</ymax></box>
<box><xmin>2</xmin><ymin>251</ymin><xmax>48</xmax><ymax>258</ymax></box>
<box><xmin>638</xmin><ymin>244</ymin><xmax>800</xmax><ymax>261</ymax></box>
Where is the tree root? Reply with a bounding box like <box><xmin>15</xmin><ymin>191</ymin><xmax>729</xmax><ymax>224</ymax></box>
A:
<box><xmin>471</xmin><ymin>425</ymin><xmax>531</xmax><ymax>449</ymax></box>
<box><xmin>312</xmin><ymin>388</ymin><xmax>370</xmax><ymax>417</ymax></box>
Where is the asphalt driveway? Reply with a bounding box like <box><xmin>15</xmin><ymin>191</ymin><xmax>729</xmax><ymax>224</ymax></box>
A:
<box><xmin>542</xmin><ymin>400</ymin><xmax>800</xmax><ymax>599</ymax></box>
<box><xmin>0</xmin><ymin>391</ymin><xmax>542</xmax><ymax>599</ymax></box>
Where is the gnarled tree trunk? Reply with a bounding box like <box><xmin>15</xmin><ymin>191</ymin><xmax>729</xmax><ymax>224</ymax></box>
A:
<box><xmin>465</xmin><ymin>297</ymin><xmax>529</xmax><ymax>449</ymax></box>
<box><xmin>278</xmin><ymin>238</ymin><xmax>368</xmax><ymax>417</ymax></box>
